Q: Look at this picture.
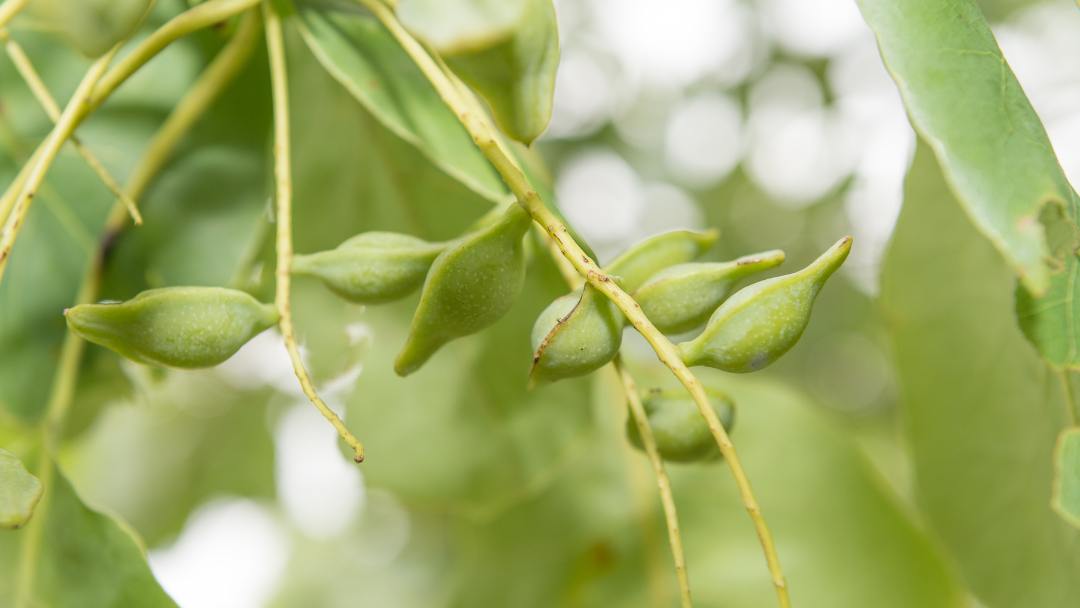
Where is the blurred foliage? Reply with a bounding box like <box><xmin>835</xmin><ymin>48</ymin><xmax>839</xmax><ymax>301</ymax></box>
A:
<box><xmin>0</xmin><ymin>0</ymin><xmax>1078</xmax><ymax>607</ymax></box>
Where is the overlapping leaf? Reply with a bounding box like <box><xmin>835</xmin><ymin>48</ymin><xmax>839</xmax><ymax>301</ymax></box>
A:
<box><xmin>0</xmin><ymin>448</ymin><xmax>41</xmax><ymax>529</ymax></box>
<box><xmin>856</xmin><ymin>0</ymin><xmax>1075</xmax><ymax>295</ymax></box>
<box><xmin>0</xmin><ymin>459</ymin><xmax>175</xmax><ymax>606</ymax></box>
<box><xmin>881</xmin><ymin>145</ymin><xmax>1080</xmax><ymax>607</ymax></box>
<box><xmin>294</xmin><ymin>4</ymin><xmax>507</xmax><ymax>206</ymax></box>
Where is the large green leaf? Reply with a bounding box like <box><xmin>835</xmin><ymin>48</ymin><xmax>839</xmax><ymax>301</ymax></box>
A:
<box><xmin>856</xmin><ymin>0</ymin><xmax>1075</xmax><ymax>298</ymax></box>
<box><xmin>441</xmin><ymin>374</ymin><xmax>961</xmax><ymax>607</ymax></box>
<box><xmin>0</xmin><ymin>448</ymin><xmax>42</xmax><ymax>529</ymax></box>
<box><xmin>0</xmin><ymin>459</ymin><xmax>175</xmax><ymax>606</ymax></box>
<box><xmin>400</xmin><ymin>0</ymin><xmax>560</xmax><ymax>145</ymax></box>
<box><xmin>881</xmin><ymin>144</ymin><xmax>1080</xmax><ymax>607</ymax></box>
<box><xmin>62</xmin><ymin>371</ymin><xmax>277</xmax><ymax>546</ymax></box>
<box><xmin>293</xmin><ymin>4</ymin><xmax>508</xmax><ymax>206</ymax></box>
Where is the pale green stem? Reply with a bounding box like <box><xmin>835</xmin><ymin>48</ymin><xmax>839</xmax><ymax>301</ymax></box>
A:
<box><xmin>617</xmin><ymin>358</ymin><xmax>693</xmax><ymax>608</ymax></box>
<box><xmin>358</xmin><ymin>2</ymin><xmax>789</xmax><ymax>604</ymax></box>
<box><xmin>264</xmin><ymin>0</ymin><xmax>365</xmax><ymax>463</ymax></box>
<box><xmin>0</xmin><ymin>49</ymin><xmax>117</xmax><ymax>286</ymax></box>
<box><xmin>10</xmin><ymin>18</ymin><xmax>261</xmax><ymax>604</ymax></box>
<box><xmin>0</xmin><ymin>29</ymin><xmax>142</xmax><ymax>224</ymax></box>
<box><xmin>0</xmin><ymin>0</ymin><xmax>27</xmax><ymax>31</ymax></box>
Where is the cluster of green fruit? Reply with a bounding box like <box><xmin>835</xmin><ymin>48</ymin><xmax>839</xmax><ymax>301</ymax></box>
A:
<box><xmin>65</xmin><ymin>202</ymin><xmax>850</xmax><ymax>462</ymax></box>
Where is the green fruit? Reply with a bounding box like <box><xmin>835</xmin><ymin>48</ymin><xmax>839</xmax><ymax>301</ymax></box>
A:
<box><xmin>293</xmin><ymin>232</ymin><xmax>445</xmax><ymax>303</ymax></box>
<box><xmin>444</xmin><ymin>0</ymin><xmax>559</xmax><ymax>145</ymax></box>
<box><xmin>626</xmin><ymin>388</ymin><xmax>735</xmax><ymax>463</ymax></box>
<box><xmin>64</xmin><ymin>287</ymin><xmax>279</xmax><ymax>368</ymax></box>
<box><xmin>35</xmin><ymin>0</ymin><xmax>154</xmax><ymax>58</ymax></box>
<box><xmin>395</xmin><ymin>203</ymin><xmax>532</xmax><ymax>375</ymax></box>
<box><xmin>678</xmin><ymin>237</ymin><xmax>852</xmax><ymax>372</ymax></box>
<box><xmin>529</xmin><ymin>286</ymin><xmax>623</xmax><ymax>385</ymax></box>
<box><xmin>636</xmin><ymin>250</ymin><xmax>786</xmax><ymax>334</ymax></box>
<box><xmin>606</xmin><ymin>229</ymin><xmax>719</xmax><ymax>293</ymax></box>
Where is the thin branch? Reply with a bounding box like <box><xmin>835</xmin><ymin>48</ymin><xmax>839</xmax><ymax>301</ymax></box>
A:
<box><xmin>0</xmin><ymin>29</ymin><xmax>142</xmax><ymax>224</ymax></box>
<box><xmin>616</xmin><ymin>358</ymin><xmax>692</xmax><ymax>608</ymax></box>
<box><xmin>359</xmin><ymin>2</ymin><xmax>789</xmax><ymax>604</ymax></box>
<box><xmin>0</xmin><ymin>0</ymin><xmax>27</xmax><ymax>31</ymax></box>
<box><xmin>0</xmin><ymin>49</ymin><xmax>117</xmax><ymax>286</ymax></box>
<box><xmin>264</xmin><ymin>0</ymin><xmax>365</xmax><ymax>463</ymax></box>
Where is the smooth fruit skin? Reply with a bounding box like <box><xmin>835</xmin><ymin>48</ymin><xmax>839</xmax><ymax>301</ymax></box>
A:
<box><xmin>65</xmin><ymin>287</ymin><xmax>279</xmax><ymax>368</ymax></box>
<box><xmin>529</xmin><ymin>286</ymin><xmax>623</xmax><ymax>384</ymax></box>
<box><xmin>395</xmin><ymin>204</ymin><xmax>532</xmax><ymax>376</ymax></box>
<box><xmin>636</xmin><ymin>250</ymin><xmax>785</xmax><ymax>334</ymax></box>
<box><xmin>626</xmin><ymin>389</ymin><xmax>736</xmax><ymax>463</ymax></box>
<box><xmin>678</xmin><ymin>236</ymin><xmax>852</xmax><ymax>373</ymax></box>
<box><xmin>606</xmin><ymin>229</ymin><xmax>719</xmax><ymax>293</ymax></box>
<box><xmin>292</xmin><ymin>232</ymin><xmax>445</xmax><ymax>303</ymax></box>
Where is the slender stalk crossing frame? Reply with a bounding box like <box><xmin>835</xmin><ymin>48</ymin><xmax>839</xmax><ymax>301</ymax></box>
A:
<box><xmin>616</xmin><ymin>358</ymin><xmax>693</xmax><ymax>608</ymax></box>
<box><xmin>264</xmin><ymin>0</ymin><xmax>366</xmax><ymax>462</ymax></box>
<box><xmin>358</xmin><ymin>1</ymin><xmax>790</xmax><ymax>604</ymax></box>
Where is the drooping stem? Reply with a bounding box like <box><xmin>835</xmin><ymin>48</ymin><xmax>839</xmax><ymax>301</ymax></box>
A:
<box><xmin>264</xmin><ymin>0</ymin><xmax>365</xmax><ymax>463</ymax></box>
<box><xmin>360</xmin><ymin>2</ymin><xmax>789</xmax><ymax>604</ymax></box>
<box><xmin>616</xmin><ymin>358</ymin><xmax>693</xmax><ymax>608</ymax></box>
<box><xmin>11</xmin><ymin>18</ymin><xmax>261</xmax><ymax>604</ymax></box>
<box><xmin>0</xmin><ymin>49</ymin><xmax>117</xmax><ymax>286</ymax></box>
<box><xmin>0</xmin><ymin>29</ymin><xmax>142</xmax><ymax>224</ymax></box>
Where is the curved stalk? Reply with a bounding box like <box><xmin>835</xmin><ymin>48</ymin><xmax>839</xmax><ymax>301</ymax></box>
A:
<box><xmin>616</xmin><ymin>358</ymin><xmax>693</xmax><ymax>608</ymax></box>
<box><xmin>358</xmin><ymin>1</ymin><xmax>789</xmax><ymax>604</ymax></box>
<box><xmin>264</xmin><ymin>0</ymin><xmax>365</xmax><ymax>462</ymax></box>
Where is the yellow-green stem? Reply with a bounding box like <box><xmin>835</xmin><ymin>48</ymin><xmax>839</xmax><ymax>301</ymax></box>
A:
<box><xmin>0</xmin><ymin>0</ymin><xmax>26</xmax><ymax>30</ymax></box>
<box><xmin>617</xmin><ymin>358</ymin><xmax>693</xmax><ymax>608</ymax></box>
<box><xmin>0</xmin><ymin>29</ymin><xmax>142</xmax><ymax>224</ymax></box>
<box><xmin>264</xmin><ymin>0</ymin><xmax>365</xmax><ymax>463</ymax></box>
<box><xmin>359</xmin><ymin>2</ymin><xmax>789</xmax><ymax>604</ymax></box>
<box><xmin>0</xmin><ymin>49</ymin><xmax>116</xmax><ymax>286</ymax></box>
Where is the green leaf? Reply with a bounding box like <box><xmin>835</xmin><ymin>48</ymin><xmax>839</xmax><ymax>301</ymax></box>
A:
<box><xmin>293</xmin><ymin>4</ymin><xmax>508</xmax><ymax>205</ymax></box>
<box><xmin>0</xmin><ymin>460</ymin><xmax>175</xmax><ymax>606</ymax></box>
<box><xmin>856</xmin><ymin>0</ymin><xmax>1075</xmax><ymax>296</ymax></box>
<box><xmin>0</xmin><ymin>449</ymin><xmax>42</xmax><ymax>529</ymax></box>
<box><xmin>62</xmin><ymin>372</ymin><xmax>277</xmax><ymax>546</ymax></box>
<box><xmin>1015</xmin><ymin>205</ymin><xmax>1080</xmax><ymax>368</ymax></box>
<box><xmin>445</xmin><ymin>375</ymin><xmax>962</xmax><ymax>607</ymax></box>
<box><xmin>880</xmin><ymin>144</ymin><xmax>1080</xmax><ymax>607</ymax></box>
<box><xmin>400</xmin><ymin>0</ymin><xmax>560</xmax><ymax>145</ymax></box>
<box><xmin>1053</xmin><ymin>426</ymin><xmax>1080</xmax><ymax>529</ymax></box>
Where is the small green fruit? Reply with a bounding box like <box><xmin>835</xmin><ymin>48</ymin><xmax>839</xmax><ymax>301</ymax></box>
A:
<box><xmin>395</xmin><ymin>204</ymin><xmax>532</xmax><ymax>375</ymax></box>
<box><xmin>636</xmin><ymin>250</ymin><xmax>785</xmax><ymax>334</ymax></box>
<box><xmin>529</xmin><ymin>286</ymin><xmax>623</xmax><ymax>384</ymax></box>
<box><xmin>626</xmin><ymin>388</ymin><xmax>735</xmax><ymax>463</ymax></box>
<box><xmin>606</xmin><ymin>229</ymin><xmax>719</xmax><ymax>293</ymax></box>
<box><xmin>678</xmin><ymin>237</ymin><xmax>852</xmax><ymax>372</ymax></box>
<box><xmin>65</xmin><ymin>287</ymin><xmax>279</xmax><ymax>368</ymax></box>
<box><xmin>293</xmin><ymin>232</ymin><xmax>445</xmax><ymax>303</ymax></box>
